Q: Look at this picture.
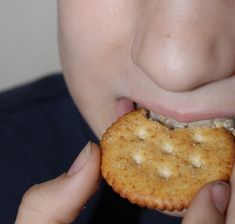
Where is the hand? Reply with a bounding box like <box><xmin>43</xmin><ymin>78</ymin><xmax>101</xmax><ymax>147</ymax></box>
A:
<box><xmin>182</xmin><ymin>165</ymin><xmax>235</xmax><ymax>224</ymax></box>
<box><xmin>15</xmin><ymin>142</ymin><xmax>100</xmax><ymax>224</ymax></box>
<box><xmin>15</xmin><ymin>140</ymin><xmax>234</xmax><ymax>224</ymax></box>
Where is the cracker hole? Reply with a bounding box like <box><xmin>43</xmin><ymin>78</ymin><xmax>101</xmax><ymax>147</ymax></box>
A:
<box><xmin>136</xmin><ymin>128</ymin><xmax>148</xmax><ymax>140</ymax></box>
<box><xmin>190</xmin><ymin>155</ymin><xmax>203</xmax><ymax>168</ymax></box>
<box><xmin>193</xmin><ymin>133</ymin><xmax>204</xmax><ymax>144</ymax></box>
<box><xmin>158</xmin><ymin>166</ymin><xmax>172</xmax><ymax>179</ymax></box>
<box><xmin>161</xmin><ymin>143</ymin><xmax>174</xmax><ymax>154</ymax></box>
<box><xmin>133</xmin><ymin>153</ymin><xmax>145</xmax><ymax>165</ymax></box>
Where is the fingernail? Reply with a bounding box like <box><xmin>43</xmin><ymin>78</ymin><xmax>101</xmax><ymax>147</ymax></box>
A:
<box><xmin>211</xmin><ymin>182</ymin><xmax>230</xmax><ymax>215</ymax></box>
<box><xmin>67</xmin><ymin>141</ymin><xmax>91</xmax><ymax>176</ymax></box>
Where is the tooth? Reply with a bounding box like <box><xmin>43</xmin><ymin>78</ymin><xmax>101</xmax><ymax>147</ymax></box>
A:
<box><xmin>150</xmin><ymin>111</ymin><xmax>187</xmax><ymax>128</ymax></box>
<box><xmin>222</xmin><ymin>119</ymin><xmax>235</xmax><ymax>131</ymax></box>
<box><xmin>188</xmin><ymin>120</ymin><xmax>213</xmax><ymax>128</ymax></box>
<box><xmin>158</xmin><ymin>115</ymin><xmax>167</xmax><ymax>123</ymax></box>
<box><xmin>150</xmin><ymin>111</ymin><xmax>164</xmax><ymax>122</ymax></box>
<box><xmin>212</xmin><ymin>118</ymin><xmax>229</xmax><ymax>128</ymax></box>
<box><xmin>149</xmin><ymin>109</ymin><xmax>235</xmax><ymax>132</ymax></box>
<box><xmin>164</xmin><ymin>118</ymin><xmax>188</xmax><ymax>129</ymax></box>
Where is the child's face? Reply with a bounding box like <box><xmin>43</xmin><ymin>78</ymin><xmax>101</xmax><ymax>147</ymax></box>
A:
<box><xmin>58</xmin><ymin>1</ymin><xmax>235</xmax><ymax>139</ymax></box>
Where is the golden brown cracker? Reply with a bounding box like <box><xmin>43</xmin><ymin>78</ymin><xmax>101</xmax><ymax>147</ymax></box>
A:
<box><xmin>100</xmin><ymin>109</ymin><xmax>235</xmax><ymax>211</ymax></box>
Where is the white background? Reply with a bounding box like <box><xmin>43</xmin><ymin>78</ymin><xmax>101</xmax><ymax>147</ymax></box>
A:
<box><xmin>0</xmin><ymin>1</ymin><xmax>61</xmax><ymax>92</ymax></box>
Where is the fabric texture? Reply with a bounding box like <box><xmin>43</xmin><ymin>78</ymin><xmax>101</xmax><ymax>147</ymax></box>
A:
<box><xmin>0</xmin><ymin>74</ymin><xmax>182</xmax><ymax>224</ymax></box>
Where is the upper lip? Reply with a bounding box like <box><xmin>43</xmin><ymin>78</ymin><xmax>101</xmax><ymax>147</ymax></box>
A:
<box><xmin>121</xmin><ymin>69</ymin><xmax>235</xmax><ymax>122</ymax></box>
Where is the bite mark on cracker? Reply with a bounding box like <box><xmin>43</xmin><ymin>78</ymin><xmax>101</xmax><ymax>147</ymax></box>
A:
<box><xmin>100</xmin><ymin>109</ymin><xmax>235</xmax><ymax>211</ymax></box>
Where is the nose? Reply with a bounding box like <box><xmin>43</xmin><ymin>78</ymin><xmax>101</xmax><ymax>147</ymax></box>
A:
<box><xmin>131</xmin><ymin>1</ymin><xmax>235</xmax><ymax>92</ymax></box>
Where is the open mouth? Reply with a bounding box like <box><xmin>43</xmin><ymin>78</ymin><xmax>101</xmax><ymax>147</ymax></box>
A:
<box><xmin>116</xmin><ymin>98</ymin><xmax>235</xmax><ymax>134</ymax></box>
<box><xmin>134</xmin><ymin>102</ymin><xmax>235</xmax><ymax>134</ymax></box>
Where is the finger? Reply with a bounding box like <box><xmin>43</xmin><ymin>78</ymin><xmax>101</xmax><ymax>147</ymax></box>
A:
<box><xmin>182</xmin><ymin>181</ymin><xmax>230</xmax><ymax>224</ymax></box>
<box><xmin>16</xmin><ymin>142</ymin><xmax>101</xmax><ymax>224</ymax></box>
<box><xmin>162</xmin><ymin>209</ymin><xmax>186</xmax><ymax>217</ymax></box>
<box><xmin>226</xmin><ymin>164</ymin><xmax>235</xmax><ymax>223</ymax></box>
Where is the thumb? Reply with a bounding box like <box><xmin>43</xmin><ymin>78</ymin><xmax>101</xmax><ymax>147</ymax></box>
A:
<box><xmin>16</xmin><ymin>142</ymin><xmax>100</xmax><ymax>224</ymax></box>
<box><xmin>182</xmin><ymin>181</ymin><xmax>230</xmax><ymax>224</ymax></box>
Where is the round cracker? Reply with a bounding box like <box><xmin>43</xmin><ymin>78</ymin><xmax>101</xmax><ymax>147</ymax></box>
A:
<box><xmin>100</xmin><ymin>109</ymin><xmax>235</xmax><ymax>211</ymax></box>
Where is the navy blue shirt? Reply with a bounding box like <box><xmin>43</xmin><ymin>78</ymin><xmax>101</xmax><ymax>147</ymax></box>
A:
<box><xmin>0</xmin><ymin>74</ymin><xmax>182</xmax><ymax>224</ymax></box>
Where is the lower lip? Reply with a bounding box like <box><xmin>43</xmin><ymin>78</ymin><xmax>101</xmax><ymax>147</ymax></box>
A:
<box><xmin>115</xmin><ymin>98</ymin><xmax>134</xmax><ymax>118</ymax></box>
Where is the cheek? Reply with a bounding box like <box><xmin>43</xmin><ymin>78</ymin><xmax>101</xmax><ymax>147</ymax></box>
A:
<box><xmin>58</xmin><ymin>0</ymin><xmax>143</xmax><ymax>66</ymax></box>
<box><xmin>58</xmin><ymin>0</ymin><xmax>145</xmax><ymax>105</ymax></box>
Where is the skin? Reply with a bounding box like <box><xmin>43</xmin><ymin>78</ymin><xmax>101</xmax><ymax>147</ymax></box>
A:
<box><xmin>58</xmin><ymin>0</ymin><xmax>235</xmax><ymax>139</ymax></box>
<box><xmin>16</xmin><ymin>1</ymin><xmax>235</xmax><ymax>223</ymax></box>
